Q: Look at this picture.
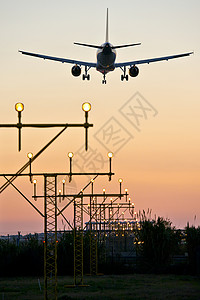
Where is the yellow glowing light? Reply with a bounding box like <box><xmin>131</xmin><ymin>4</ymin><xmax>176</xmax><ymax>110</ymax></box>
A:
<box><xmin>103</xmin><ymin>188</ymin><xmax>106</xmax><ymax>192</ymax></box>
<box><xmin>59</xmin><ymin>189</ymin><xmax>61</xmax><ymax>194</ymax></box>
<box><xmin>68</xmin><ymin>152</ymin><xmax>74</xmax><ymax>158</ymax></box>
<box><xmin>62</xmin><ymin>179</ymin><xmax>66</xmax><ymax>184</ymax></box>
<box><xmin>82</xmin><ymin>102</ymin><xmax>91</xmax><ymax>112</ymax></box>
<box><xmin>33</xmin><ymin>179</ymin><xmax>37</xmax><ymax>184</ymax></box>
<box><xmin>118</xmin><ymin>178</ymin><xmax>123</xmax><ymax>183</ymax></box>
<box><xmin>27</xmin><ymin>152</ymin><xmax>33</xmax><ymax>159</ymax></box>
<box><xmin>107</xmin><ymin>152</ymin><xmax>113</xmax><ymax>158</ymax></box>
<box><xmin>125</xmin><ymin>188</ymin><xmax>128</xmax><ymax>193</ymax></box>
<box><xmin>15</xmin><ymin>102</ymin><xmax>24</xmax><ymax>112</ymax></box>
<box><xmin>91</xmin><ymin>179</ymin><xmax>94</xmax><ymax>183</ymax></box>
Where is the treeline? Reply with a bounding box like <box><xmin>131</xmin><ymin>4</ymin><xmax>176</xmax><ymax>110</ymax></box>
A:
<box><xmin>134</xmin><ymin>214</ymin><xmax>200</xmax><ymax>274</ymax></box>
<box><xmin>0</xmin><ymin>218</ymin><xmax>200</xmax><ymax>277</ymax></box>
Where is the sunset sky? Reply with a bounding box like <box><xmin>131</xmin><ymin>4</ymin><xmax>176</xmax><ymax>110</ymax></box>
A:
<box><xmin>0</xmin><ymin>0</ymin><xmax>199</xmax><ymax>234</ymax></box>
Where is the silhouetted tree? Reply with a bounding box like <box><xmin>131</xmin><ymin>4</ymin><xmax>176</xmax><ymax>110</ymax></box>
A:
<box><xmin>135</xmin><ymin>211</ymin><xmax>180</xmax><ymax>273</ymax></box>
<box><xmin>185</xmin><ymin>225</ymin><xmax>200</xmax><ymax>274</ymax></box>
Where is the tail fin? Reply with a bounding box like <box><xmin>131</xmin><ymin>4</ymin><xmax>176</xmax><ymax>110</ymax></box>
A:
<box><xmin>105</xmin><ymin>8</ymin><xmax>109</xmax><ymax>42</ymax></box>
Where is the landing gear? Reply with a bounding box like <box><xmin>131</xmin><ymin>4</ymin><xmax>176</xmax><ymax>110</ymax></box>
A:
<box><xmin>102</xmin><ymin>73</ymin><xmax>107</xmax><ymax>84</ymax></box>
<box><xmin>83</xmin><ymin>74</ymin><xmax>90</xmax><ymax>80</ymax></box>
<box><xmin>82</xmin><ymin>66</ymin><xmax>91</xmax><ymax>81</ymax></box>
<box><xmin>121</xmin><ymin>74</ymin><xmax>128</xmax><ymax>81</ymax></box>
<box><xmin>120</xmin><ymin>66</ymin><xmax>128</xmax><ymax>81</ymax></box>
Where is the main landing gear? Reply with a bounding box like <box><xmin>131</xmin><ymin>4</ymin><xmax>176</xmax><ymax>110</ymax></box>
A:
<box><xmin>120</xmin><ymin>66</ymin><xmax>128</xmax><ymax>81</ymax></box>
<box><xmin>102</xmin><ymin>73</ymin><xmax>107</xmax><ymax>84</ymax></box>
<box><xmin>82</xmin><ymin>66</ymin><xmax>91</xmax><ymax>81</ymax></box>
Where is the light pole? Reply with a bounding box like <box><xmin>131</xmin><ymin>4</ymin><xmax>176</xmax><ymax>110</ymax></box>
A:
<box><xmin>62</xmin><ymin>179</ymin><xmax>65</xmax><ymax>200</ymax></box>
<box><xmin>82</xmin><ymin>102</ymin><xmax>91</xmax><ymax>151</ymax></box>
<box><xmin>27</xmin><ymin>152</ymin><xmax>33</xmax><ymax>183</ymax></box>
<box><xmin>33</xmin><ymin>179</ymin><xmax>37</xmax><ymax>200</ymax></box>
<box><xmin>15</xmin><ymin>102</ymin><xmax>24</xmax><ymax>151</ymax></box>
<box><xmin>118</xmin><ymin>178</ymin><xmax>123</xmax><ymax>199</ymax></box>
<box><xmin>107</xmin><ymin>152</ymin><xmax>113</xmax><ymax>181</ymax></box>
<box><xmin>68</xmin><ymin>152</ymin><xmax>74</xmax><ymax>182</ymax></box>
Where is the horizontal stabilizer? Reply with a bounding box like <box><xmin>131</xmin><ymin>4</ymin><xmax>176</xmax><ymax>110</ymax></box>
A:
<box><xmin>74</xmin><ymin>42</ymin><xmax>102</xmax><ymax>49</ymax></box>
<box><xmin>112</xmin><ymin>43</ymin><xmax>141</xmax><ymax>49</ymax></box>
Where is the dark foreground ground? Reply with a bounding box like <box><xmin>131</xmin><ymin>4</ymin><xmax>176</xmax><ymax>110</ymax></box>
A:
<box><xmin>0</xmin><ymin>274</ymin><xmax>200</xmax><ymax>300</ymax></box>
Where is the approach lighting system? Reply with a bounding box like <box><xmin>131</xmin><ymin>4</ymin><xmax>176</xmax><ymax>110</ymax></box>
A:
<box><xmin>118</xmin><ymin>178</ymin><xmax>123</xmax><ymax>183</ymax></box>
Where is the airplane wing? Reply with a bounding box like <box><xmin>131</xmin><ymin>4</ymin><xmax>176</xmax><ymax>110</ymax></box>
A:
<box><xmin>115</xmin><ymin>52</ymin><xmax>193</xmax><ymax>68</ymax></box>
<box><xmin>19</xmin><ymin>50</ymin><xmax>97</xmax><ymax>68</ymax></box>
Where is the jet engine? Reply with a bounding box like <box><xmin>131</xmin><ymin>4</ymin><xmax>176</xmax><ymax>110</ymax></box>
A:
<box><xmin>71</xmin><ymin>65</ymin><xmax>81</xmax><ymax>77</ymax></box>
<box><xmin>129</xmin><ymin>65</ymin><xmax>139</xmax><ymax>77</ymax></box>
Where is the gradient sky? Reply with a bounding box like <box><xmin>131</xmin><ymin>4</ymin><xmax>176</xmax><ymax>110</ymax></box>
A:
<box><xmin>0</xmin><ymin>0</ymin><xmax>199</xmax><ymax>234</ymax></box>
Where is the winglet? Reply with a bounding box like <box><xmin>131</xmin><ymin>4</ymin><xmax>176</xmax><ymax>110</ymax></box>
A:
<box><xmin>105</xmin><ymin>8</ymin><xmax>109</xmax><ymax>43</ymax></box>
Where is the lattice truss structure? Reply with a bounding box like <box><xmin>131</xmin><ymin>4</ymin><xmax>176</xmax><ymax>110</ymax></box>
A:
<box><xmin>73</xmin><ymin>193</ymin><xmax>83</xmax><ymax>286</ymax></box>
<box><xmin>60</xmin><ymin>181</ymin><xmax>138</xmax><ymax>283</ymax></box>
<box><xmin>44</xmin><ymin>176</ymin><xmax>58</xmax><ymax>300</ymax></box>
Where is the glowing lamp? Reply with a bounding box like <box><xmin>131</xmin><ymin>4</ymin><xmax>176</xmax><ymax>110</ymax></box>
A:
<box><xmin>107</xmin><ymin>152</ymin><xmax>113</xmax><ymax>158</ymax></box>
<box><xmin>68</xmin><ymin>152</ymin><xmax>74</xmax><ymax>158</ymax></box>
<box><xmin>27</xmin><ymin>152</ymin><xmax>33</xmax><ymax>159</ymax></box>
<box><xmin>15</xmin><ymin>102</ymin><xmax>24</xmax><ymax>112</ymax></box>
<box><xmin>82</xmin><ymin>102</ymin><xmax>91</xmax><ymax>112</ymax></box>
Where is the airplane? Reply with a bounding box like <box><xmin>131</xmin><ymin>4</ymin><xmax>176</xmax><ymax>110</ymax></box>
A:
<box><xmin>19</xmin><ymin>9</ymin><xmax>193</xmax><ymax>84</ymax></box>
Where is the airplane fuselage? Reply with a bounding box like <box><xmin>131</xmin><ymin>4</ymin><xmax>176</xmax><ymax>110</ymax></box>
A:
<box><xmin>19</xmin><ymin>8</ymin><xmax>193</xmax><ymax>84</ymax></box>
<box><xmin>96</xmin><ymin>43</ymin><xmax>116</xmax><ymax>74</ymax></box>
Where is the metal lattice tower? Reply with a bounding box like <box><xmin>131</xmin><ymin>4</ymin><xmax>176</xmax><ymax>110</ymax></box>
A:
<box><xmin>89</xmin><ymin>196</ymin><xmax>98</xmax><ymax>275</ymax></box>
<box><xmin>74</xmin><ymin>193</ymin><xmax>83</xmax><ymax>286</ymax></box>
<box><xmin>44</xmin><ymin>175</ymin><xmax>58</xmax><ymax>300</ymax></box>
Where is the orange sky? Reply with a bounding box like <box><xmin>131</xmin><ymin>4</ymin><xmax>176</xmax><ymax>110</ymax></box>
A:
<box><xmin>0</xmin><ymin>1</ymin><xmax>200</xmax><ymax>234</ymax></box>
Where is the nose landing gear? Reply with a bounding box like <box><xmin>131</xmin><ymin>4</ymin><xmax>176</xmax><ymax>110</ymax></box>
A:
<box><xmin>102</xmin><ymin>73</ymin><xmax>107</xmax><ymax>84</ymax></box>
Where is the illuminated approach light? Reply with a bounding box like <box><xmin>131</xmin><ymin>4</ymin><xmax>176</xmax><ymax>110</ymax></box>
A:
<box><xmin>27</xmin><ymin>152</ymin><xmax>33</xmax><ymax>159</ymax></box>
<box><xmin>15</xmin><ymin>102</ymin><xmax>24</xmax><ymax>112</ymax></box>
<box><xmin>107</xmin><ymin>152</ymin><xmax>113</xmax><ymax>158</ymax></box>
<box><xmin>68</xmin><ymin>152</ymin><xmax>74</xmax><ymax>158</ymax></box>
<box><xmin>82</xmin><ymin>102</ymin><xmax>91</xmax><ymax>112</ymax></box>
